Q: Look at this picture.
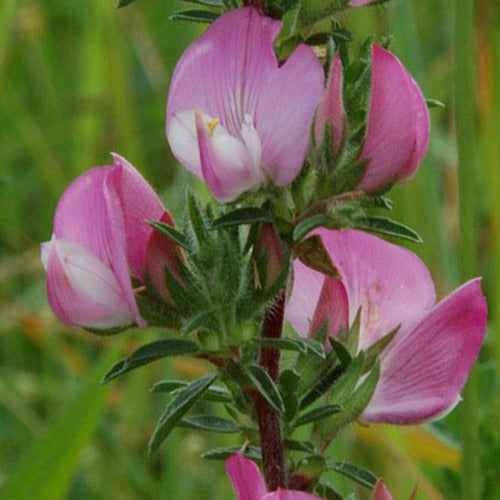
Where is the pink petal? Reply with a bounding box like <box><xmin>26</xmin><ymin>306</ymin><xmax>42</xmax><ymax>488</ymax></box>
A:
<box><xmin>317</xmin><ymin>229</ymin><xmax>436</xmax><ymax>350</ymax></box>
<box><xmin>372</xmin><ymin>481</ymin><xmax>393</xmax><ymax>500</ymax></box>
<box><xmin>43</xmin><ymin>238</ymin><xmax>136</xmax><ymax>329</ymax></box>
<box><xmin>110</xmin><ymin>154</ymin><xmax>167</xmax><ymax>280</ymax></box>
<box><xmin>309</xmin><ymin>278</ymin><xmax>349</xmax><ymax>338</ymax></box>
<box><xmin>262</xmin><ymin>489</ymin><xmax>322</xmax><ymax>500</ymax></box>
<box><xmin>166</xmin><ymin>7</ymin><xmax>324</xmax><ymax>188</ymax></box>
<box><xmin>145</xmin><ymin>212</ymin><xmax>181</xmax><ymax>303</ymax></box>
<box><xmin>195</xmin><ymin>109</ymin><xmax>261</xmax><ymax>202</ymax></box>
<box><xmin>358</xmin><ymin>45</ymin><xmax>429</xmax><ymax>192</ymax></box>
<box><xmin>363</xmin><ymin>279</ymin><xmax>487</xmax><ymax>424</ymax></box>
<box><xmin>315</xmin><ymin>53</ymin><xmax>344</xmax><ymax>153</ymax></box>
<box><xmin>52</xmin><ymin>166</ymin><xmax>143</xmax><ymax>327</ymax></box>
<box><xmin>225</xmin><ymin>453</ymin><xmax>267</xmax><ymax>500</ymax></box>
<box><xmin>287</xmin><ymin>260</ymin><xmax>326</xmax><ymax>337</ymax></box>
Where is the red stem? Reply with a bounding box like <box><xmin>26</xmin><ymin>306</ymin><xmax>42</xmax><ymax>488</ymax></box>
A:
<box><xmin>254</xmin><ymin>290</ymin><xmax>286</xmax><ymax>490</ymax></box>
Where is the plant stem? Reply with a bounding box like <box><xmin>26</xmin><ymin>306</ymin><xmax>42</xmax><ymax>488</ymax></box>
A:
<box><xmin>455</xmin><ymin>0</ymin><xmax>481</xmax><ymax>498</ymax></box>
<box><xmin>255</xmin><ymin>289</ymin><xmax>286</xmax><ymax>490</ymax></box>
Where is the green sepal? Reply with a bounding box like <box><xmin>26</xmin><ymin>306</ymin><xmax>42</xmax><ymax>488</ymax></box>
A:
<box><xmin>101</xmin><ymin>339</ymin><xmax>199</xmax><ymax>384</ymax></box>
<box><xmin>325</xmin><ymin>461</ymin><xmax>378</xmax><ymax>489</ymax></box>
<box><xmin>179</xmin><ymin>414</ymin><xmax>240</xmax><ymax>433</ymax></box>
<box><xmin>201</xmin><ymin>446</ymin><xmax>262</xmax><ymax>461</ymax></box>
<box><xmin>148</xmin><ymin>373</ymin><xmax>217</xmax><ymax>455</ymax></box>
<box><xmin>211</xmin><ymin>207</ymin><xmax>274</xmax><ymax>229</ymax></box>
<box><xmin>362</xmin><ymin>326</ymin><xmax>399</xmax><ymax>372</ymax></box>
<box><xmin>169</xmin><ymin>9</ymin><xmax>220</xmax><ymax>23</ymax></box>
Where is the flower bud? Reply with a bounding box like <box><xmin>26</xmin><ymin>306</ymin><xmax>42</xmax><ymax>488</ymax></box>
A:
<box><xmin>255</xmin><ymin>223</ymin><xmax>284</xmax><ymax>289</ymax></box>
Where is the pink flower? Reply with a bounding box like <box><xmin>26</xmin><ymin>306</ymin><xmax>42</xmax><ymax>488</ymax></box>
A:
<box><xmin>316</xmin><ymin>45</ymin><xmax>429</xmax><ymax>192</ymax></box>
<box><xmin>41</xmin><ymin>154</ymin><xmax>174</xmax><ymax>330</ymax></box>
<box><xmin>226</xmin><ymin>453</ymin><xmax>321</xmax><ymax>500</ymax></box>
<box><xmin>287</xmin><ymin>229</ymin><xmax>487</xmax><ymax>424</ymax></box>
<box><xmin>166</xmin><ymin>7</ymin><xmax>324</xmax><ymax>202</ymax></box>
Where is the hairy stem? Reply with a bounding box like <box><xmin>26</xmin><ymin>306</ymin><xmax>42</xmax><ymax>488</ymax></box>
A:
<box><xmin>255</xmin><ymin>290</ymin><xmax>286</xmax><ymax>490</ymax></box>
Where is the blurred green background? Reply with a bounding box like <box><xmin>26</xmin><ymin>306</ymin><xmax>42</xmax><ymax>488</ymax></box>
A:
<box><xmin>0</xmin><ymin>0</ymin><xmax>499</xmax><ymax>498</ymax></box>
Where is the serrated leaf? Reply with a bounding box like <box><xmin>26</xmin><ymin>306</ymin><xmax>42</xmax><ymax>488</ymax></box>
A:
<box><xmin>149</xmin><ymin>373</ymin><xmax>217</xmax><ymax>454</ymax></box>
<box><xmin>202</xmin><ymin>446</ymin><xmax>262</xmax><ymax>461</ymax></box>
<box><xmin>212</xmin><ymin>207</ymin><xmax>273</xmax><ymax>229</ymax></box>
<box><xmin>245</xmin><ymin>364</ymin><xmax>285</xmax><ymax>413</ymax></box>
<box><xmin>284</xmin><ymin>439</ymin><xmax>315</xmax><ymax>453</ymax></box>
<box><xmin>101</xmin><ymin>339</ymin><xmax>199</xmax><ymax>384</ymax></box>
<box><xmin>295</xmin><ymin>404</ymin><xmax>342</xmax><ymax>427</ymax></box>
<box><xmin>151</xmin><ymin>380</ymin><xmax>232</xmax><ymax>403</ymax></box>
<box><xmin>353</xmin><ymin>216</ymin><xmax>423</xmax><ymax>243</ymax></box>
<box><xmin>170</xmin><ymin>9</ymin><xmax>220</xmax><ymax>23</ymax></box>
<box><xmin>147</xmin><ymin>220</ymin><xmax>191</xmax><ymax>251</ymax></box>
<box><xmin>326</xmin><ymin>462</ymin><xmax>378</xmax><ymax>489</ymax></box>
<box><xmin>179</xmin><ymin>415</ymin><xmax>239</xmax><ymax>433</ymax></box>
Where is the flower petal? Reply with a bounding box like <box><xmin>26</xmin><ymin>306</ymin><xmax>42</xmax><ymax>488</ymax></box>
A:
<box><xmin>262</xmin><ymin>489</ymin><xmax>322</xmax><ymax>500</ymax></box>
<box><xmin>372</xmin><ymin>481</ymin><xmax>393</xmax><ymax>500</ymax></box>
<box><xmin>225</xmin><ymin>453</ymin><xmax>267</xmax><ymax>500</ymax></box>
<box><xmin>110</xmin><ymin>154</ymin><xmax>167</xmax><ymax>280</ymax></box>
<box><xmin>315</xmin><ymin>53</ymin><xmax>344</xmax><ymax>154</ymax></box>
<box><xmin>363</xmin><ymin>279</ymin><xmax>487</xmax><ymax>424</ymax></box>
<box><xmin>316</xmin><ymin>229</ymin><xmax>436</xmax><ymax>350</ymax></box>
<box><xmin>195</xmin><ymin>109</ymin><xmax>261</xmax><ymax>202</ymax></box>
<box><xmin>358</xmin><ymin>45</ymin><xmax>429</xmax><ymax>191</ymax></box>
<box><xmin>309</xmin><ymin>278</ymin><xmax>349</xmax><ymax>338</ymax></box>
<box><xmin>287</xmin><ymin>260</ymin><xmax>326</xmax><ymax>337</ymax></box>
<box><xmin>44</xmin><ymin>238</ymin><xmax>136</xmax><ymax>329</ymax></box>
<box><xmin>166</xmin><ymin>7</ymin><xmax>324</xmax><ymax>188</ymax></box>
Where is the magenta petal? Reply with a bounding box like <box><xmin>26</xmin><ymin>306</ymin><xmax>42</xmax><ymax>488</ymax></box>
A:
<box><xmin>110</xmin><ymin>154</ymin><xmax>167</xmax><ymax>280</ymax></box>
<box><xmin>310</xmin><ymin>278</ymin><xmax>349</xmax><ymax>338</ymax></box>
<box><xmin>363</xmin><ymin>279</ymin><xmax>487</xmax><ymax>424</ymax></box>
<box><xmin>44</xmin><ymin>238</ymin><xmax>136</xmax><ymax>329</ymax></box>
<box><xmin>225</xmin><ymin>454</ymin><xmax>267</xmax><ymax>500</ymax></box>
<box><xmin>167</xmin><ymin>7</ymin><xmax>323</xmax><ymax>188</ymax></box>
<box><xmin>358</xmin><ymin>46</ymin><xmax>429</xmax><ymax>191</ymax></box>
<box><xmin>317</xmin><ymin>229</ymin><xmax>436</xmax><ymax>350</ymax></box>
<box><xmin>372</xmin><ymin>481</ymin><xmax>393</xmax><ymax>500</ymax></box>
<box><xmin>287</xmin><ymin>260</ymin><xmax>326</xmax><ymax>337</ymax></box>
<box><xmin>262</xmin><ymin>489</ymin><xmax>322</xmax><ymax>500</ymax></box>
<box><xmin>315</xmin><ymin>53</ymin><xmax>344</xmax><ymax>153</ymax></box>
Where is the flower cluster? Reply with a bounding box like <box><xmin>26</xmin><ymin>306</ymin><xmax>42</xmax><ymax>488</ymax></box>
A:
<box><xmin>41</xmin><ymin>4</ymin><xmax>487</xmax><ymax>499</ymax></box>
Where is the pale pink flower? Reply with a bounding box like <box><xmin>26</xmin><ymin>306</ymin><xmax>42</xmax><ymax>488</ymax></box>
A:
<box><xmin>316</xmin><ymin>45</ymin><xmax>429</xmax><ymax>191</ymax></box>
<box><xmin>166</xmin><ymin>7</ymin><xmax>324</xmax><ymax>202</ymax></box>
<box><xmin>287</xmin><ymin>229</ymin><xmax>487</xmax><ymax>424</ymax></box>
<box><xmin>41</xmin><ymin>155</ymin><xmax>174</xmax><ymax>330</ymax></box>
<box><xmin>226</xmin><ymin>453</ymin><xmax>322</xmax><ymax>500</ymax></box>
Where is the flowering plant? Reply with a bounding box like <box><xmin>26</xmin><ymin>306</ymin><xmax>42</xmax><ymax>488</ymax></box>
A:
<box><xmin>41</xmin><ymin>1</ymin><xmax>487</xmax><ymax>498</ymax></box>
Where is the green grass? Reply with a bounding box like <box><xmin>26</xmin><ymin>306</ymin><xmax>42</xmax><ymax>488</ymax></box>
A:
<box><xmin>0</xmin><ymin>0</ymin><xmax>499</xmax><ymax>498</ymax></box>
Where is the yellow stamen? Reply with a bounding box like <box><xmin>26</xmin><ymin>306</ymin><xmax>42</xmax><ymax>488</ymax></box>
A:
<box><xmin>207</xmin><ymin>118</ymin><xmax>220</xmax><ymax>135</ymax></box>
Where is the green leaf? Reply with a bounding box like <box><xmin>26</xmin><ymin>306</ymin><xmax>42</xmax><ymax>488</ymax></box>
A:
<box><xmin>426</xmin><ymin>98</ymin><xmax>445</xmax><ymax>109</ymax></box>
<box><xmin>151</xmin><ymin>380</ymin><xmax>232</xmax><ymax>403</ymax></box>
<box><xmin>212</xmin><ymin>207</ymin><xmax>273</xmax><ymax>229</ymax></box>
<box><xmin>202</xmin><ymin>446</ymin><xmax>262</xmax><ymax>461</ymax></box>
<box><xmin>0</xmin><ymin>347</ymin><xmax>118</xmax><ymax>500</ymax></box>
<box><xmin>255</xmin><ymin>338</ymin><xmax>325</xmax><ymax>358</ymax></box>
<box><xmin>169</xmin><ymin>9</ymin><xmax>220</xmax><ymax>23</ymax></box>
<box><xmin>359</xmin><ymin>195</ymin><xmax>393</xmax><ymax>211</ymax></box>
<box><xmin>329</xmin><ymin>338</ymin><xmax>352</xmax><ymax>369</ymax></box>
<box><xmin>353</xmin><ymin>216</ymin><xmax>423</xmax><ymax>243</ymax></box>
<box><xmin>101</xmin><ymin>339</ymin><xmax>199</xmax><ymax>384</ymax></box>
<box><xmin>325</xmin><ymin>462</ymin><xmax>378</xmax><ymax>489</ymax></box>
<box><xmin>295</xmin><ymin>404</ymin><xmax>342</xmax><ymax>427</ymax></box>
<box><xmin>284</xmin><ymin>439</ymin><xmax>315</xmax><ymax>453</ymax></box>
<box><xmin>149</xmin><ymin>373</ymin><xmax>217</xmax><ymax>454</ymax></box>
<box><xmin>315</xmin><ymin>483</ymin><xmax>343</xmax><ymax>500</ymax></box>
<box><xmin>362</xmin><ymin>326</ymin><xmax>399</xmax><ymax>372</ymax></box>
<box><xmin>117</xmin><ymin>0</ymin><xmax>138</xmax><ymax>7</ymax></box>
<box><xmin>179</xmin><ymin>415</ymin><xmax>239</xmax><ymax>433</ymax></box>
<box><xmin>245</xmin><ymin>364</ymin><xmax>285</xmax><ymax>413</ymax></box>
<box><xmin>293</xmin><ymin>214</ymin><xmax>331</xmax><ymax>242</ymax></box>
<box><xmin>180</xmin><ymin>0</ymin><xmax>223</xmax><ymax>5</ymax></box>
<box><xmin>147</xmin><ymin>220</ymin><xmax>192</xmax><ymax>251</ymax></box>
